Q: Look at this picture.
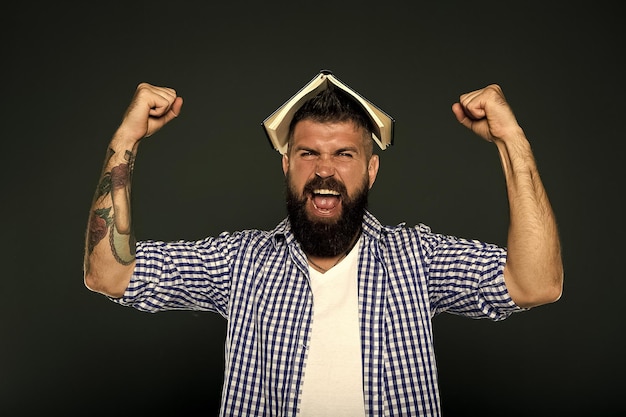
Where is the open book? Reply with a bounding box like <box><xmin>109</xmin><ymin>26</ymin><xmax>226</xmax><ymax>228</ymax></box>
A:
<box><xmin>262</xmin><ymin>70</ymin><xmax>395</xmax><ymax>154</ymax></box>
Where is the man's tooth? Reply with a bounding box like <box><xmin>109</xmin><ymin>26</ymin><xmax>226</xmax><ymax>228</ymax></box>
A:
<box><xmin>315</xmin><ymin>189</ymin><xmax>339</xmax><ymax>195</ymax></box>
<box><xmin>312</xmin><ymin>188</ymin><xmax>340</xmax><ymax>196</ymax></box>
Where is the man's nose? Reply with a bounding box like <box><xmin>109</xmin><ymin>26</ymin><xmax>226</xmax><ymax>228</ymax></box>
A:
<box><xmin>315</xmin><ymin>156</ymin><xmax>335</xmax><ymax>178</ymax></box>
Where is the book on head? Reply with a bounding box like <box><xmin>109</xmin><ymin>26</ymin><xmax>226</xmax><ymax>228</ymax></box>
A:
<box><xmin>261</xmin><ymin>70</ymin><xmax>395</xmax><ymax>154</ymax></box>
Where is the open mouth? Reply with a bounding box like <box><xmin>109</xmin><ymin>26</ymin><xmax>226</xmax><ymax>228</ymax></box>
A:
<box><xmin>311</xmin><ymin>188</ymin><xmax>341</xmax><ymax>211</ymax></box>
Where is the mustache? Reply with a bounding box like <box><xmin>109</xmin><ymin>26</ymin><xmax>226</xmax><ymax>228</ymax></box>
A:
<box><xmin>303</xmin><ymin>177</ymin><xmax>347</xmax><ymax>196</ymax></box>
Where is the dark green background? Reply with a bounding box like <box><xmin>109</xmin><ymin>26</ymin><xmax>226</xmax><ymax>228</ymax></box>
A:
<box><xmin>2</xmin><ymin>1</ymin><xmax>623</xmax><ymax>416</ymax></box>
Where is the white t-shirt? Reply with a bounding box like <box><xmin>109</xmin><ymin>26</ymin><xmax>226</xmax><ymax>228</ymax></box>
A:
<box><xmin>299</xmin><ymin>238</ymin><xmax>365</xmax><ymax>417</ymax></box>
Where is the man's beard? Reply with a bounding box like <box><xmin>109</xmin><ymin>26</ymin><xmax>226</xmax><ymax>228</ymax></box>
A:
<box><xmin>286</xmin><ymin>174</ymin><xmax>369</xmax><ymax>257</ymax></box>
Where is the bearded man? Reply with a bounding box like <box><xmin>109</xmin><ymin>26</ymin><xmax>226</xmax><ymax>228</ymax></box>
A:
<box><xmin>84</xmin><ymin>72</ymin><xmax>562</xmax><ymax>417</ymax></box>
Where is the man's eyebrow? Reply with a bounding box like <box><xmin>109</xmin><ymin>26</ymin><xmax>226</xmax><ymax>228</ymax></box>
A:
<box><xmin>292</xmin><ymin>145</ymin><xmax>360</xmax><ymax>154</ymax></box>
<box><xmin>335</xmin><ymin>146</ymin><xmax>359</xmax><ymax>153</ymax></box>
<box><xmin>294</xmin><ymin>145</ymin><xmax>318</xmax><ymax>153</ymax></box>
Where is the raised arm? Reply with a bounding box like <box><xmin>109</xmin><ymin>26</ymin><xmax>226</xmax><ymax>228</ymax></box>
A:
<box><xmin>452</xmin><ymin>84</ymin><xmax>563</xmax><ymax>308</ymax></box>
<box><xmin>83</xmin><ymin>83</ymin><xmax>183</xmax><ymax>298</ymax></box>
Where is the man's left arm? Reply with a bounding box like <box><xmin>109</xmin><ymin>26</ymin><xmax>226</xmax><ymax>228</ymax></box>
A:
<box><xmin>452</xmin><ymin>84</ymin><xmax>563</xmax><ymax>308</ymax></box>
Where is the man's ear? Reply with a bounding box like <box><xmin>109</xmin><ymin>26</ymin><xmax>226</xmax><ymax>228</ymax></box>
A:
<box><xmin>368</xmin><ymin>154</ymin><xmax>380</xmax><ymax>189</ymax></box>
<box><xmin>282</xmin><ymin>153</ymin><xmax>289</xmax><ymax>176</ymax></box>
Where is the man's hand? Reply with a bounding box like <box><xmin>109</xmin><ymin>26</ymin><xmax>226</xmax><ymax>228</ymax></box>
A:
<box><xmin>451</xmin><ymin>84</ymin><xmax>523</xmax><ymax>143</ymax></box>
<box><xmin>116</xmin><ymin>83</ymin><xmax>184</xmax><ymax>144</ymax></box>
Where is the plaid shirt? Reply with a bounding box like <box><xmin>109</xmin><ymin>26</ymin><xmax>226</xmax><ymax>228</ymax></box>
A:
<box><xmin>114</xmin><ymin>210</ymin><xmax>521</xmax><ymax>416</ymax></box>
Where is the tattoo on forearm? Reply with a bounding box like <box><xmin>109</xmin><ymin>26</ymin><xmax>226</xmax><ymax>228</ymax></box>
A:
<box><xmin>88</xmin><ymin>207</ymin><xmax>113</xmax><ymax>254</ymax></box>
<box><xmin>110</xmin><ymin>163</ymin><xmax>129</xmax><ymax>188</ymax></box>
<box><xmin>94</xmin><ymin>148</ymin><xmax>116</xmax><ymax>200</ymax></box>
<box><xmin>110</xmin><ymin>224</ymin><xmax>136</xmax><ymax>265</ymax></box>
<box><xmin>86</xmin><ymin>147</ymin><xmax>137</xmax><ymax>265</ymax></box>
<box><xmin>95</xmin><ymin>172</ymin><xmax>112</xmax><ymax>200</ymax></box>
<box><xmin>125</xmin><ymin>150</ymin><xmax>135</xmax><ymax>181</ymax></box>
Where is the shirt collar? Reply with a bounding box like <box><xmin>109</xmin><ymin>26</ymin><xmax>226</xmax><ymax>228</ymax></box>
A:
<box><xmin>268</xmin><ymin>210</ymin><xmax>394</xmax><ymax>249</ymax></box>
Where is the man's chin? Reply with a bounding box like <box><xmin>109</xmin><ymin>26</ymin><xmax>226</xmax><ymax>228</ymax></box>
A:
<box><xmin>306</xmin><ymin>215</ymin><xmax>339</xmax><ymax>227</ymax></box>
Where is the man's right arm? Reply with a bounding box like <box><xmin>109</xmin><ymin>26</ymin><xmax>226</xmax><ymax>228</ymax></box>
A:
<box><xmin>83</xmin><ymin>83</ymin><xmax>183</xmax><ymax>298</ymax></box>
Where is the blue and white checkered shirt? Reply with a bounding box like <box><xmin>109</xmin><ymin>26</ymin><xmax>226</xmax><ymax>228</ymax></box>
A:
<box><xmin>114</xmin><ymin>210</ymin><xmax>522</xmax><ymax>416</ymax></box>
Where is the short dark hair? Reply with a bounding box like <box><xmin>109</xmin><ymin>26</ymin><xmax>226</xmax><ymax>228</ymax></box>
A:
<box><xmin>287</xmin><ymin>85</ymin><xmax>375</xmax><ymax>155</ymax></box>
